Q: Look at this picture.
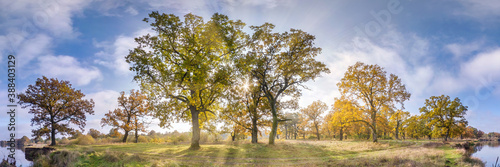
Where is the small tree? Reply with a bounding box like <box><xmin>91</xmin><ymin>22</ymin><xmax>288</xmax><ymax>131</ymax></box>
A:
<box><xmin>88</xmin><ymin>128</ymin><xmax>102</xmax><ymax>139</ymax></box>
<box><xmin>390</xmin><ymin>110</ymin><xmax>410</xmax><ymax>140</ymax></box>
<box><xmin>330</xmin><ymin>98</ymin><xmax>362</xmax><ymax>141</ymax></box>
<box><xmin>300</xmin><ymin>100</ymin><xmax>327</xmax><ymax>140</ymax></box>
<box><xmin>18</xmin><ymin>76</ymin><xmax>95</xmax><ymax>146</ymax></box>
<box><xmin>101</xmin><ymin>89</ymin><xmax>149</xmax><ymax>143</ymax></box>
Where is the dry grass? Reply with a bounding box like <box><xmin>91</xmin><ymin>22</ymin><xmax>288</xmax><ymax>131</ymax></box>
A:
<box><xmin>52</xmin><ymin>139</ymin><xmax>482</xmax><ymax>166</ymax></box>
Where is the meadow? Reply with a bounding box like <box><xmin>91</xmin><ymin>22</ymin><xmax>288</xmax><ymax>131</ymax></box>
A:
<box><xmin>32</xmin><ymin>139</ymin><xmax>483</xmax><ymax>167</ymax></box>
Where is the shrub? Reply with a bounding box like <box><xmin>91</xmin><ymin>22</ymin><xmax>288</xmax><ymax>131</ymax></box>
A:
<box><xmin>102</xmin><ymin>151</ymin><xmax>120</xmax><ymax>162</ymax></box>
<box><xmin>308</xmin><ymin>135</ymin><xmax>318</xmax><ymax>139</ymax></box>
<box><xmin>77</xmin><ymin>135</ymin><xmax>96</xmax><ymax>145</ymax></box>
<box><xmin>59</xmin><ymin>138</ymin><xmax>70</xmax><ymax>145</ymax></box>
<box><xmin>150</xmin><ymin>137</ymin><xmax>164</xmax><ymax>143</ymax></box>
<box><xmin>50</xmin><ymin>151</ymin><xmax>80</xmax><ymax>167</ymax></box>
<box><xmin>33</xmin><ymin>151</ymin><xmax>79</xmax><ymax>167</ymax></box>
<box><xmin>138</xmin><ymin>136</ymin><xmax>148</xmax><ymax>143</ymax></box>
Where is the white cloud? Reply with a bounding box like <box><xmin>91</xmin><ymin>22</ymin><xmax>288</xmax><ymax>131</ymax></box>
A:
<box><xmin>17</xmin><ymin>34</ymin><xmax>53</xmax><ymax>67</ymax></box>
<box><xmin>125</xmin><ymin>6</ymin><xmax>139</xmax><ymax>16</ymax></box>
<box><xmin>0</xmin><ymin>0</ymin><xmax>90</xmax><ymax>38</ymax></box>
<box><xmin>460</xmin><ymin>48</ymin><xmax>500</xmax><ymax>90</ymax></box>
<box><xmin>445</xmin><ymin>40</ymin><xmax>484</xmax><ymax>58</ymax></box>
<box><xmin>224</xmin><ymin>0</ymin><xmax>290</xmax><ymax>9</ymax></box>
<box><xmin>456</xmin><ymin>0</ymin><xmax>500</xmax><ymax>19</ymax></box>
<box><xmin>299</xmin><ymin>29</ymin><xmax>438</xmax><ymax>112</ymax></box>
<box><xmin>37</xmin><ymin>55</ymin><xmax>102</xmax><ymax>86</ymax></box>
<box><xmin>94</xmin><ymin>28</ymin><xmax>154</xmax><ymax>75</ymax></box>
<box><xmin>84</xmin><ymin>90</ymin><xmax>121</xmax><ymax>133</ymax></box>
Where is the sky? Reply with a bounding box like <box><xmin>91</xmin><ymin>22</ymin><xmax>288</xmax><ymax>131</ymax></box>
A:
<box><xmin>1</xmin><ymin>0</ymin><xmax>500</xmax><ymax>143</ymax></box>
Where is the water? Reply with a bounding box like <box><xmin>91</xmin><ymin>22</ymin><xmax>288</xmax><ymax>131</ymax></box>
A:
<box><xmin>471</xmin><ymin>142</ymin><xmax>500</xmax><ymax>166</ymax></box>
<box><xmin>0</xmin><ymin>146</ymin><xmax>33</xmax><ymax>167</ymax></box>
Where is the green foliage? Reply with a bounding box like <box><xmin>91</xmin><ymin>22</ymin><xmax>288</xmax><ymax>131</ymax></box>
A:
<box><xmin>127</xmin><ymin>12</ymin><xmax>246</xmax><ymax>150</ymax></box>
<box><xmin>246</xmin><ymin>23</ymin><xmax>330</xmax><ymax>144</ymax></box>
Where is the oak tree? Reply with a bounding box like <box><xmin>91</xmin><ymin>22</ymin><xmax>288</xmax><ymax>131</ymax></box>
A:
<box><xmin>337</xmin><ymin>62</ymin><xmax>410</xmax><ymax>142</ymax></box>
<box><xmin>420</xmin><ymin>95</ymin><xmax>468</xmax><ymax>141</ymax></box>
<box><xmin>18</xmin><ymin>76</ymin><xmax>95</xmax><ymax>146</ymax></box>
<box><xmin>101</xmin><ymin>89</ymin><xmax>149</xmax><ymax>143</ymax></box>
<box><xmin>300</xmin><ymin>100</ymin><xmax>327</xmax><ymax>140</ymax></box>
<box><xmin>126</xmin><ymin>12</ymin><xmax>245</xmax><ymax>150</ymax></box>
<box><xmin>248</xmin><ymin>23</ymin><xmax>329</xmax><ymax>144</ymax></box>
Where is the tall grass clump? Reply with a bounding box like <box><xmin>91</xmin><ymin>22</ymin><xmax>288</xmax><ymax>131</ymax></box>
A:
<box><xmin>76</xmin><ymin>135</ymin><xmax>96</xmax><ymax>145</ymax></box>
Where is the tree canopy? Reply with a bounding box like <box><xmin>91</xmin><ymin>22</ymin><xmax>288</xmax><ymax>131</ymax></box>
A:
<box><xmin>420</xmin><ymin>95</ymin><xmax>468</xmax><ymax>141</ymax></box>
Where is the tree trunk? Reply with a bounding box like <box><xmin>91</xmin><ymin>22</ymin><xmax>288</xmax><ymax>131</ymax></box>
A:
<box><xmin>251</xmin><ymin>118</ymin><xmax>258</xmax><ymax>143</ymax></box>
<box><xmin>371</xmin><ymin>112</ymin><xmax>378</xmax><ymax>142</ymax></box>
<box><xmin>315</xmin><ymin>124</ymin><xmax>320</xmax><ymax>140</ymax></box>
<box><xmin>339</xmin><ymin>127</ymin><xmax>343</xmax><ymax>141</ymax></box>
<box><xmin>190</xmin><ymin>108</ymin><xmax>201</xmax><ymax>150</ymax></box>
<box><xmin>123</xmin><ymin>130</ymin><xmax>129</xmax><ymax>142</ymax></box>
<box><xmin>50</xmin><ymin>120</ymin><xmax>56</xmax><ymax>146</ymax></box>
<box><xmin>293</xmin><ymin>124</ymin><xmax>297</xmax><ymax>140</ymax></box>
<box><xmin>444</xmin><ymin>127</ymin><xmax>450</xmax><ymax>141</ymax></box>
<box><xmin>268</xmin><ymin>100</ymin><xmax>278</xmax><ymax>145</ymax></box>
<box><xmin>395</xmin><ymin>121</ymin><xmax>400</xmax><ymax>140</ymax></box>
<box><xmin>135</xmin><ymin>127</ymin><xmax>139</xmax><ymax>143</ymax></box>
<box><xmin>285</xmin><ymin>125</ymin><xmax>288</xmax><ymax>139</ymax></box>
<box><xmin>327</xmin><ymin>128</ymin><xmax>331</xmax><ymax>139</ymax></box>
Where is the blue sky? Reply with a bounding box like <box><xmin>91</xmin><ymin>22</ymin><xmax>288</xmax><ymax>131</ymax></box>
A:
<box><xmin>1</xmin><ymin>0</ymin><xmax>500</xmax><ymax>143</ymax></box>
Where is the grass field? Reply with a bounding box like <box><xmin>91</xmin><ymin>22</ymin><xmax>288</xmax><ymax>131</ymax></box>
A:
<box><xmin>33</xmin><ymin>139</ymin><xmax>483</xmax><ymax>166</ymax></box>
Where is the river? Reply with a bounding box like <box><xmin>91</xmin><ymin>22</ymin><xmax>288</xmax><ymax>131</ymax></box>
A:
<box><xmin>471</xmin><ymin>141</ymin><xmax>500</xmax><ymax>166</ymax></box>
<box><xmin>0</xmin><ymin>146</ymin><xmax>33</xmax><ymax>167</ymax></box>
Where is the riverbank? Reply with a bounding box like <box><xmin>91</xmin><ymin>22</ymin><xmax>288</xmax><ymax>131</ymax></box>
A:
<box><xmin>32</xmin><ymin>139</ymin><xmax>483</xmax><ymax>166</ymax></box>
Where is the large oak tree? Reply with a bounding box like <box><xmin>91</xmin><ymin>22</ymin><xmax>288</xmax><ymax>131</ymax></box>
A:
<box><xmin>337</xmin><ymin>62</ymin><xmax>410</xmax><ymax>142</ymax></box>
<box><xmin>247</xmin><ymin>23</ymin><xmax>330</xmax><ymax>144</ymax></box>
<box><xmin>126</xmin><ymin>12</ymin><xmax>245</xmax><ymax>150</ymax></box>
<box><xmin>18</xmin><ymin>76</ymin><xmax>95</xmax><ymax>146</ymax></box>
